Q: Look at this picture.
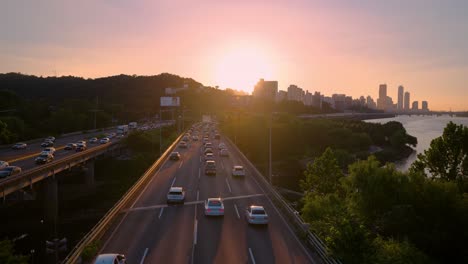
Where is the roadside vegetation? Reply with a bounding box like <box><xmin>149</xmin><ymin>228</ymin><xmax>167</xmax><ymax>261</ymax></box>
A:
<box><xmin>220</xmin><ymin>113</ymin><xmax>416</xmax><ymax>190</ymax></box>
<box><xmin>300</xmin><ymin>122</ymin><xmax>468</xmax><ymax>263</ymax></box>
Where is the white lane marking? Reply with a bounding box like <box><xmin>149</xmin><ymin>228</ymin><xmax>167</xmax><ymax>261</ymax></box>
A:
<box><xmin>170</xmin><ymin>177</ymin><xmax>177</xmax><ymax>187</ymax></box>
<box><xmin>158</xmin><ymin>207</ymin><xmax>164</xmax><ymax>219</ymax></box>
<box><xmin>140</xmin><ymin>248</ymin><xmax>149</xmax><ymax>264</ymax></box>
<box><xmin>248</xmin><ymin>248</ymin><xmax>256</xmax><ymax>264</ymax></box>
<box><xmin>234</xmin><ymin>204</ymin><xmax>240</xmax><ymax>219</ymax></box>
<box><xmin>196</xmin><ymin>190</ymin><xmax>199</xmax><ymax>201</ymax></box>
<box><xmin>225</xmin><ymin>178</ymin><xmax>232</xmax><ymax>193</ymax></box>
<box><xmin>193</xmin><ymin>220</ymin><xmax>198</xmax><ymax>245</ymax></box>
<box><xmin>179</xmin><ymin>160</ymin><xmax>184</xmax><ymax>168</ymax></box>
<box><xmin>101</xmin><ymin>155</ymin><xmax>170</xmax><ymax>252</ymax></box>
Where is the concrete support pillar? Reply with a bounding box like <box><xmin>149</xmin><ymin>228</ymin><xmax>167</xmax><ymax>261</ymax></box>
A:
<box><xmin>84</xmin><ymin>160</ymin><xmax>95</xmax><ymax>187</ymax></box>
<box><xmin>44</xmin><ymin>176</ymin><xmax>58</xmax><ymax>237</ymax></box>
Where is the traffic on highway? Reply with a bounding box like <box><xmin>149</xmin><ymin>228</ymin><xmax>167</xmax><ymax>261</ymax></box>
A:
<box><xmin>97</xmin><ymin>123</ymin><xmax>313</xmax><ymax>264</ymax></box>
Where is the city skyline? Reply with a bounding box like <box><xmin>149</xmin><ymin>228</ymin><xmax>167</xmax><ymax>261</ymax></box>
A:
<box><xmin>2</xmin><ymin>1</ymin><xmax>468</xmax><ymax>111</ymax></box>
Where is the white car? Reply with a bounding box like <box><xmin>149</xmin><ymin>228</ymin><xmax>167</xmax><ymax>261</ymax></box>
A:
<box><xmin>192</xmin><ymin>135</ymin><xmax>199</xmax><ymax>141</ymax></box>
<box><xmin>93</xmin><ymin>253</ymin><xmax>127</xmax><ymax>264</ymax></box>
<box><xmin>89</xmin><ymin>137</ymin><xmax>98</xmax><ymax>144</ymax></box>
<box><xmin>0</xmin><ymin>161</ymin><xmax>9</xmax><ymax>170</ymax></box>
<box><xmin>246</xmin><ymin>205</ymin><xmax>269</xmax><ymax>225</ymax></box>
<box><xmin>77</xmin><ymin>140</ymin><xmax>87</xmax><ymax>145</ymax></box>
<box><xmin>218</xmin><ymin>143</ymin><xmax>226</xmax><ymax>150</ymax></box>
<box><xmin>204</xmin><ymin>198</ymin><xmax>224</xmax><ymax>216</ymax></box>
<box><xmin>179</xmin><ymin>141</ymin><xmax>188</xmax><ymax>148</ymax></box>
<box><xmin>232</xmin><ymin>166</ymin><xmax>246</xmax><ymax>177</ymax></box>
<box><xmin>167</xmin><ymin>187</ymin><xmax>185</xmax><ymax>203</ymax></box>
<box><xmin>100</xmin><ymin>138</ymin><xmax>110</xmax><ymax>144</ymax></box>
<box><xmin>43</xmin><ymin>147</ymin><xmax>56</xmax><ymax>155</ymax></box>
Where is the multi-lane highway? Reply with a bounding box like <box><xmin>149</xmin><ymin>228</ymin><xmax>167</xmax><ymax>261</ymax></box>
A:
<box><xmin>99</xmin><ymin>130</ymin><xmax>314</xmax><ymax>263</ymax></box>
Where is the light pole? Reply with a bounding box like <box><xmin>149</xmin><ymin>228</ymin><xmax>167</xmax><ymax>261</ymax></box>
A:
<box><xmin>268</xmin><ymin>112</ymin><xmax>272</xmax><ymax>184</ymax></box>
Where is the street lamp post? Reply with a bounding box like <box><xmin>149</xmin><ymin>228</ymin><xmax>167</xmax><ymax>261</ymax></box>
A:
<box><xmin>268</xmin><ymin>112</ymin><xmax>272</xmax><ymax>184</ymax></box>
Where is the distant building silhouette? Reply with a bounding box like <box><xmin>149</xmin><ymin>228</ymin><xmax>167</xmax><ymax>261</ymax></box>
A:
<box><xmin>412</xmin><ymin>101</ymin><xmax>419</xmax><ymax>110</ymax></box>
<box><xmin>404</xmin><ymin>91</ymin><xmax>410</xmax><ymax>111</ymax></box>
<box><xmin>366</xmin><ymin>96</ymin><xmax>377</xmax><ymax>109</ymax></box>
<box><xmin>422</xmin><ymin>101</ymin><xmax>428</xmax><ymax>111</ymax></box>
<box><xmin>253</xmin><ymin>79</ymin><xmax>278</xmax><ymax>101</ymax></box>
<box><xmin>398</xmin><ymin>85</ymin><xmax>404</xmax><ymax>110</ymax></box>
<box><xmin>377</xmin><ymin>84</ymin><xmax>387</xmax><ymax>110</ymax></box>
<box><xmin>276</xmin><ymin>90</ymin><xmax>287</xmax><ymax>102</ymax></box>
<box><xmin>287</xmin><ymin>85</ymin><xmax>304</xmax><ymax>102</ymax></box>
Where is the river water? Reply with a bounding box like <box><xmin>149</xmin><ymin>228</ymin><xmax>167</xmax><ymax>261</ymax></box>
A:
<box><xmin>365</xmin><ymin>115</ymin><xmax>468</xmax><ymax>171</ymax></box>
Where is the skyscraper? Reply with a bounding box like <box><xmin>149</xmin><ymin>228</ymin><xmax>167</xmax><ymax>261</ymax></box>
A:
<box><xmin>422</xmin><ymin>101</ymin><xmax>429</xmax><ymax>111</ymax></box>
<box><xmin>398</xmin><ymin>85</ymin><xmax>404</xmax><ymax>110</ymax></box>
<box><xmin>404</xmin><ymin>92</ymin><xmax>410</xmax><ymax>110</ymax></box>
<box><xmin>412</xmin><ymin>101</ymin><xmax>419</xmax><ymax>110</ymax></box>
<box><xmin>377</xmin><ymin>84</ymin><xmax>387</xmax><ymax>110</ymax></box>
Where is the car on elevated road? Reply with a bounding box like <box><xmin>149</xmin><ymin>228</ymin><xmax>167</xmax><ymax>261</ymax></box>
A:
<box><xmin>43</xmin><ymin>147</ymin><xmax>56</xmax><ymax>155</ymax></box>
<box><xmin>246</xmin><ymin>205</ymin><xmax>269</xmax><ymax>225</ymax></box>
<box><xmin>0</xmin><ymin>161</ymin><xmax>9</xmax><ymax>170</ymax></box>
<box><xmin>76</xmin><ymin>144</ymin><xmax>87</xmax><ymax>152</ymax></box>
<box><xmin>11</xmin><ymin>142</ymin><xmax>27</xmax><ymax>150</ymax></box>
<box><xmin>35</xmin><ymin>153</ymin><xmax>54</xmax><ymax>165</ymax></box>
<box><xmin>100</xmin><ymin>138</ymin><xmax>110</xmax><ymax>144</ymax></box>
<box><xmin>0</xmin><ymin>166</ymin><xmax>22</xmax><ymax>179</ymax></box>
<box><xmin>89</xmin><ymin>137</ymin><xmax>98</xmax><ymax>144</ymax></box>
<box><xmin>204</xmin><ymin>198</ymin><xmax>224</xmax><ymax>216</ymax></box>
<box><xmin>179</xmin><ymin>141</ymin><xmax>188</xmax><ymax>148</ymax></box>
<box><xmin>64</xmin><ymin>143</ymin><xmax>77</xmax><ymax>150</ymax></box>
<box><xmin>166</xmin><ymin>187</ymin><xmax>185</xmax><ymax>203</ymax></box>
<box><xmin>40</xmin><ymin>140</ymin><xmax>54</xmax><ymax>147</ymax></box>
<box><xmin>93</xmin><ymin>253</ymin><xmax>127</xmax><ymax>264</ymax></box>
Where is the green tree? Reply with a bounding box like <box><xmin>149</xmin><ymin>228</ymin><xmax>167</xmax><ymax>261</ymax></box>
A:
<box><xmin>0</xmin><ymin>120</ymin><xmax>15</xmax><ymax>144</ymax></box>
<box><xmin>0</xmin><ymin>239</ymin><xmax>28</xmax><ymax>264</ymax></box>
<box><xmin>300</xmin><ymin>148</ymin><xmax>344</xmax><ymax>195</ymax></box>
<box><xmin>370</xmin><ymin>237</ymin><xmax>429</xmax><ymax>264</ymax></box>
<box><xmin>412</xmin><ymin>121</ymin><xmax>468</xmax><ymax>182</ymax></box>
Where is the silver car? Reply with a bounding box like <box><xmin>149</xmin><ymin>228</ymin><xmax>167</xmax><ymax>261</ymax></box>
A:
<box><xmin>246</xmin><ymin>205</ymin><xmax>269</xmax><ymax>225</ymax></box>
<box><xmin>204</xmin><ymin>198</ymin><xmax>224</xmax><ymax>216</ymax></box>
<box><xmin>167</xmin><ymin>187</ymin><xmax>185</xmax><ymax>203</ymax></box>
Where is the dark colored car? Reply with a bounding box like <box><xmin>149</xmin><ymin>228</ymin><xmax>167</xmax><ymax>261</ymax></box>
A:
<box><xmin>35</xmin><ymin>153</ymin><xmax>54</xmax><ymax>164</ymax></box>
<box><xmin>169</xmin><ymin>152</ymin><xmax>181</xmax><ymax>161</ymax></box>
<box><xmin>0</xmin><ymin>166</ymin><xmax>22</xmax><ymax>178</ymax></box>
<box><xmin>205</xmin><ymin>160</ymin><xmax>217</xmax><ymax>175</ymax></box>
<box><xmin>76</xmin><ymin>144</ymin><xmax>87</xmax><ymax>152</ymax></box>
<box><xmin>41</xmin><ymin>141</ymin><xmax>54</xmax><ymax>147</ymax></box>
<box><xmin>214</xmin><ymin>134</ymin><xmax>220</xmax><ymax>139</ymax></box>
<box><xmin>64</xmin><ymin>143</ymin><xmax>77</xmax><ymax>150</ymax></box>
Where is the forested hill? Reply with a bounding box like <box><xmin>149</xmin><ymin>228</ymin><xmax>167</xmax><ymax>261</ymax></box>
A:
<box><xmin>0</xmin><ymin>72</ymin><xmax>203</xmax><ymax>107</ymax></box>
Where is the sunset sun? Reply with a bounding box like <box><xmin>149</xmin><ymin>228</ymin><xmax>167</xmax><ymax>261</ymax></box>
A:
<box><xmin>214</xmin><ymin>45</ymin><xmax>275</xmax><ymax>93</ymax></box>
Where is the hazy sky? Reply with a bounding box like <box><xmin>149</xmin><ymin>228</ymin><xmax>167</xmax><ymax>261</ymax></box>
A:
<box><xmin>1</xmin><ymin>0</ymin><xmax>468</xmax><ymax>111</ymax></box>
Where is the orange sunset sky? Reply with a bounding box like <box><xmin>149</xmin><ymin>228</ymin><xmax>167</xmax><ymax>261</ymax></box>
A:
<box><xmin>1</xmin><ymin>0</ymin><xmax>468</xmax><ymax>111</ymax></box>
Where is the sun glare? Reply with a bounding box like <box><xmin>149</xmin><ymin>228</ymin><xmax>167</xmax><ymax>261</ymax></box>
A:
<box><xmin>214</xmin><ymin>45</ymin><xmax>274</xmax><ymax>93</ymax></box>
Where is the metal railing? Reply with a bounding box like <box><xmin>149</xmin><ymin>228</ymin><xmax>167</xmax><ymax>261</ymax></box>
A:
<box><xmin>1</xmin><ymin>142</ymin><xmax>121</xmax><ymax>199</ymax></box>
<box><xmin>224</xmin><ymin>137</ymin><xmax>341</xmax><ymax>264</ymax></box>
<box><xmin>63</xmin><ymin>133</ymin><xmax>183</xmax><ymax>264</ymax></box>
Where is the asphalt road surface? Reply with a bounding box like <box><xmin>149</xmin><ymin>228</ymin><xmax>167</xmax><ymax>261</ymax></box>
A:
<box><xmin>100</xmin><ymin>131</ymin><xmax>315</xmax><ymax>264</ymax></box>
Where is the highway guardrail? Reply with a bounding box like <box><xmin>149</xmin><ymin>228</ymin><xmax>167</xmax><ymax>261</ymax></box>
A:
<box><xmin>0</xmin><ymin>142</ymin><xmax>121</xmax><ymax>199</ymax></box>
<box><xmin>225</xmin><ymin>137</ymin><xmax>341</xmax><ymax>264</ymax></box>
<box><xmin>62</xmin><ymin>133</ymin><xmax>183</xmax><ymax>264</ymax></box>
